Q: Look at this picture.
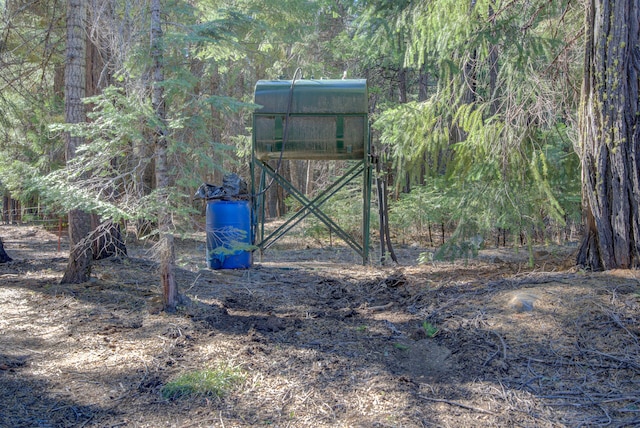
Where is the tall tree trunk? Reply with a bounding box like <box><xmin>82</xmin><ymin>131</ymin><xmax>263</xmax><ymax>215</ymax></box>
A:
<box><xmin>133</xmin><ymin>130</ymin><xmax>156</xmax><ymax>238</ymax></box>
<box><xmin>418</xmin><ymin>65</ymin><xmax>429</xmax><ymax>103</ymax></box>
<box><xmin>488</xmin><ymin>1</ymin><xmax>499</xmax><ymax>117</ymax></box>
<box><xmin>577</xmin><ymin>0</ymin><xmax>640</xmax><ymax>270</ymax></box>
<box><xmin>151</xmin><ymin>0</ymin><xmax>177</xmax><ymax>310</ymax></box>
<box><xmin>397</xmin><ymin>66</ymin><xmax>411</xmax><ymax>193</ymax></box>
<box><xmin>61</xmin><ymin>0</ymin><xmax>92</xmax><ymax>284</ymax></box>
<box><xmin>305</xmin><ymin>160</ymin><xmax>313</xmax><ymax>196</ymax></box>
<box><xmin>398</xmin><ymin>67</ymin><xmax>408</xmax><ymax>104</ymax></box>
<box><xmin>134</xmin><ymin>5</ymin><xmax>156</xmax><ymax>239</ymax></box>
<box><xmin>418</xmin><ymin>65</ymin><xmax>429</xmax><ymax>185</ymax></box>
<box><xmin>2</xmin><ymin>192</ymin><xmax>9</xmax><ymax>224</ymax></box>
<box><xmin>209</xmin><ymin>63</ymin><xmax>223</xmax><ymax>185</ymax></box>
<box><xmin>84</xmin><ymin>3</ymin><xmax>126</xmax><ymax>260</ymax></box>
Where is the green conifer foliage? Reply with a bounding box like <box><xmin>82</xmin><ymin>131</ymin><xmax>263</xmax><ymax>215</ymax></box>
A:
<box><xmin>373</xmin><ymin>0</ymin><xmax>583</xmax><ymax>248</ymax></box>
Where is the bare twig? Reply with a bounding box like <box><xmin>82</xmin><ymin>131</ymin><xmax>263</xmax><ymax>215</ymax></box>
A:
<box><xmin>582</xmin><ymin>349</ymin><xmax>640</xmax><ymax>372</ymax></box>
<box><xmin>185</xmin><ymin>273</ymin><xmax>201</xmax><ymax>292</ymax></box>
<box><xmin>483</xmin><ymin>329</ymin><xmax>508</xmax><ymax>366</ymax></box>
<box><xmin>418</xmin><ymin>395</ymin><xmax>496</xmax><ymax>415</ymax></box>
<box><xmin>603</xmin><ymin>307</ymin><xmax>639</xmax><ymax>346</ymax></box>
<box><xmin>366</xmin><ymin>302</ymin><xmax>394</xmax><ymax>311</ymax></box>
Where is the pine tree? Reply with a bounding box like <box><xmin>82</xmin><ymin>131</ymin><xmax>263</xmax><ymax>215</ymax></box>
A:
<box><xmin>150</xmin><ymin>0</ymin><xmax>178</xmax><ymax>310</ymax></box>
<box><xmin>577</xmin><ymin>0</ymin><xmax>640</xmax><ymax>269</ymax></box>
<box><xmin>61</xmin><ymin>0</ymin><xmax>93</xmax><ymax>284</ymax></box>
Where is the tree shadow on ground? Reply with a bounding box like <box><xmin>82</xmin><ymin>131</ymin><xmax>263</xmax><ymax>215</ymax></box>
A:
<box><xmin>0</xmin><ymin>351</ymin><xmax>113</xmax><ymax>427</ymax></box>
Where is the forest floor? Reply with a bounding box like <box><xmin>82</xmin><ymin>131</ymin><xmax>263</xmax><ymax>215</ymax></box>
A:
<box><xmin>1</xmin><ymin>223</ymin><xmax>640</xmax><ymax>427</ymax></box>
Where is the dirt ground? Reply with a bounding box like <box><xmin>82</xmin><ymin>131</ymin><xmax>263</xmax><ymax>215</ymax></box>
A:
<box><xmin>1</xmin><ymin>223</ymin><xmax>639</xmax><ymax>428</ymax></box>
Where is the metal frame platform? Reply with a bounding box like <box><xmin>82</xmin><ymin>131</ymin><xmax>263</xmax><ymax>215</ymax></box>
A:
<box><xmin>251</xmin><ymin>79</ymin><xmax>371</xmax><ymax>264</ymax></box>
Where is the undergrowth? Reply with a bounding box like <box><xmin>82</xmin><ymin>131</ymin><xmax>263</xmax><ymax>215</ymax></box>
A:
<box><xmin>161</xmin><ymin>363</ymin><xmax>245</xmax><ymax>400</ymax></box>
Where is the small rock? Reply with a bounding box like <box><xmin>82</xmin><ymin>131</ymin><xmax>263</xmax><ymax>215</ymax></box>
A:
<box><xmin>507</xmin><ymin>292</ymin><xmax>537</xmax><ymax>312</ymax></box>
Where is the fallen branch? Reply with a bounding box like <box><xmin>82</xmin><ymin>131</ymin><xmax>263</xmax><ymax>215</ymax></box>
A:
<box><xmin>582</xmin><ymin>349</ymin><xmax>640</xmax><ymax>372</ymax></box>
<box><xmin>366</xmin><ymin>302</ymin><xmax>394</xmax><ymax>311</ymax></box>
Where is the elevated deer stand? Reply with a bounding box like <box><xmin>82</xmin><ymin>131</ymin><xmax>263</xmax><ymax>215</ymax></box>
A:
<box><xmin>251</xmin><ymin>78</ymin><xmax>371</xmax><ymax>264</ymax></box>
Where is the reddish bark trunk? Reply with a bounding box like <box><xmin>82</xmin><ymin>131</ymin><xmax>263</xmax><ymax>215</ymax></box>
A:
<box><xmin>577</xmin><ymin>0</ymin><xmax>640</xmax><ymax>270</ymax></box>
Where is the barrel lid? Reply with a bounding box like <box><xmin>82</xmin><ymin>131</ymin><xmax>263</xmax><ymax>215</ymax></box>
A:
<box><xmin>254</xmin><ymin>79</ymin><xmax>367</xmax><ymax>115</ymax></box>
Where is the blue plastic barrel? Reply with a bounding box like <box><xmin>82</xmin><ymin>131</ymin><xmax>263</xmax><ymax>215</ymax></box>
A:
<box><xmin>206</xmin><ymin>200</ymin><xmax>252</xmax><ymax>269</ymax></box>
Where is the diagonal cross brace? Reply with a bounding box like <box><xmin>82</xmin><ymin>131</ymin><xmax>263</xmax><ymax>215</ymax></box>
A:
<box><xmin>255</xmin><ymin>159</ymin><xmax>365</xmax><ymax>256</ymax></box>
<box><xmin>258</xmin><ymin>161</ymin><xmax>364</xmax><ymax>248</ymax></box>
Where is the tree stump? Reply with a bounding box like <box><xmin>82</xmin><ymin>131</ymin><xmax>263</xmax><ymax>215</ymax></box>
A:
<box><xmin>0</xmin><ymin>237</ymin><xmax>12</xmax><ymax>263</ymax></box>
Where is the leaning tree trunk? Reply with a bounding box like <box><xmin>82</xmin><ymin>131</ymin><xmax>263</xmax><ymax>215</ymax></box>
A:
<box><xmin>151</xmin><ymin>0</ymin><xmax>178</xmax><ymax>311</ymax></box>
<box><xmin>577</xmin><ymin>0</ymin><xmax>640</xmax><ymax>270</ymax></box>
<box><xmin>61</xmin><ymin>0</ymin><xmax>93</xmax><ymax>284</ymax></box>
